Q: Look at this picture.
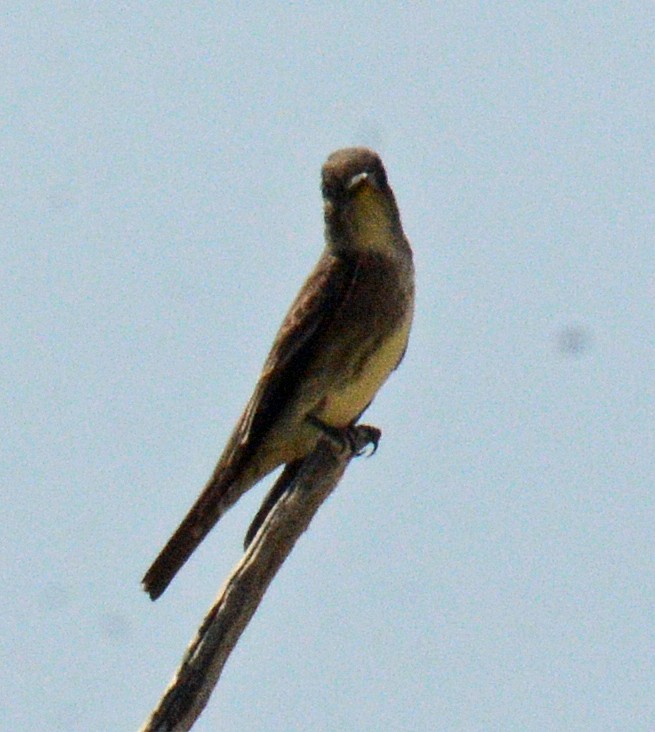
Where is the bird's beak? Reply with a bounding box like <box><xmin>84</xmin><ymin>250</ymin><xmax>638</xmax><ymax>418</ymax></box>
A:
<box><xmin>347</xmin><ymin>171</ymin><xmax>376</xmax><ymax>192</ymax></box>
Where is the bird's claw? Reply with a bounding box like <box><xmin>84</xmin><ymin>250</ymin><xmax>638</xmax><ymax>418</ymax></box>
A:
<box><xmin>349</xmin><ymin>424</ymin><xmax>381</xmax><ymax>456</ymax></box>
<box><xmin>308</xmin><ymin>415</ymin><xmax>381</xmax><ymax>457</ymax></box>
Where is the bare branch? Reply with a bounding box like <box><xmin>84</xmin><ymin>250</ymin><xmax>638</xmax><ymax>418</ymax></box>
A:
<box><xmin>139</xmin><ymin>426</ymin><xmax>379</xmax><ymax>732</ymax></box>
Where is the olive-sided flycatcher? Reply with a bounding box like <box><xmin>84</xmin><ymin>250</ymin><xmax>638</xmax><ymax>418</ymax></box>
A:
<box><xmin>143</xmin><ymin>148</ymin><xmax>414</xmax><ymax>600</ymax></box>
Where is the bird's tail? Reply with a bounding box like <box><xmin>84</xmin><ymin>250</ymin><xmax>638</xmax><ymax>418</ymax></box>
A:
<box><xmin>243</xmin><ymin>461</ymin><xmax>303</xmax><ymax>549</ymax></box>
<box><xmin>142</xmin><ymin>468</ymin><xmax>250</xmax><ymax>600</ymax></box>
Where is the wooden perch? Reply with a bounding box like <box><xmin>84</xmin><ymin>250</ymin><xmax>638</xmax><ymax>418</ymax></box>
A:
<box><xmin>139</xmin><ymin>425</ymin><xmax>380</xmax><ymax>732</ymax></box>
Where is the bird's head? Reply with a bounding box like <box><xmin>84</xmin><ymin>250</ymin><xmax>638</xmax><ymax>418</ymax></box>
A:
<box><xmin>321</xmin><ymin>148</ymin><xmax>404</xmax><ymax>255</ymax></box>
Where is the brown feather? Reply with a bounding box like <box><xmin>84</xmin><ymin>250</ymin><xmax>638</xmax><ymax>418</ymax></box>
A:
<box><xmin>142</xmin><ymin>253</ymin><xmax>356</xmax><ymax>599</ymax></box>
<box><xmin>142</xmin><ymin>148</ymin><xmax>414</xmax><ymax>600</ymax></box>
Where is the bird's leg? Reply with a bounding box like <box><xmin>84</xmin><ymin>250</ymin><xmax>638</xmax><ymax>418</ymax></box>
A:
<box><xmin>244</xmin><ymin>420</ymin><xmax>381</xmax><ymax>549</ymax></box>
<box><xmin>307</xmin><ymin>415</ymin><xmax>381</xmax><ymax>456</ymax></box>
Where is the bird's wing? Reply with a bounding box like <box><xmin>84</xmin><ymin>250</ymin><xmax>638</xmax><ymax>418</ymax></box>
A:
<box><xmin>234</xmin><ymin>250</ymin><xmax>358</xmax><ymax>456</ymax></box>
<box><xmin>142</xmin><ymin>251</ymin><xmax>358</xmax><ymax>599</ymax></box>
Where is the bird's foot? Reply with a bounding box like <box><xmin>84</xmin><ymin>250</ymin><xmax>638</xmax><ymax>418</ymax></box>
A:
<box><xmin>351</xmin><ymin>424</ymin><xmax>381</xmax><ymax>456</ymax></box>
<box><xmin>307</xmin><ymin>416</ymin><xmax>381</xmax><ymax>457</ymax></box>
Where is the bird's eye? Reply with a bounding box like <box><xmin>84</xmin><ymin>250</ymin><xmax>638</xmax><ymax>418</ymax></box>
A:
<box><xmin>373</xmin><ymin>164</ymin><xmax>388</xmax><ymax>189</ymax></box>
<box><xmin>322</xmin><ymin>180</ymin><xmax>345</xmax><ymax>202</ymax></box>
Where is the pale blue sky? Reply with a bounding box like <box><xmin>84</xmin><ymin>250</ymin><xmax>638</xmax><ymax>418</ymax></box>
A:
<box><xmin>3</xmin><ymin>3</ymin><xmax>654</xmax><ymax>730</ymax></box>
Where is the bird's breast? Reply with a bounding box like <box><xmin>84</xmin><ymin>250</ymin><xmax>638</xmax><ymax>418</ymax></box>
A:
<box><xmin>317</xmin><ymin>310</ymin><xmax>412</xmax><ymax>428</ymax></box>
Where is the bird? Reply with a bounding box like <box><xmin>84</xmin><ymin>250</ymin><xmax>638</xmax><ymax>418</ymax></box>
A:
<box><xmin>142</xmin><ymin>147</ymin><xmax>415</xmax><ymax>600</ymax></box>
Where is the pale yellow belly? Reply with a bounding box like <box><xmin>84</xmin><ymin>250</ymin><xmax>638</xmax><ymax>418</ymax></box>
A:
<box><xmin>318</xmin><ymin>314</ymin><xmax>412</xmax><ymax>427</ymax></box>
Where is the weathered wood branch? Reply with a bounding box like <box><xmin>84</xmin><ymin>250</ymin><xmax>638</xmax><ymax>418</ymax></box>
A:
<box><xmin>139</xmin><ymin>425</ymin><xmax>379</xmax><ymax>732</ymax></box>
